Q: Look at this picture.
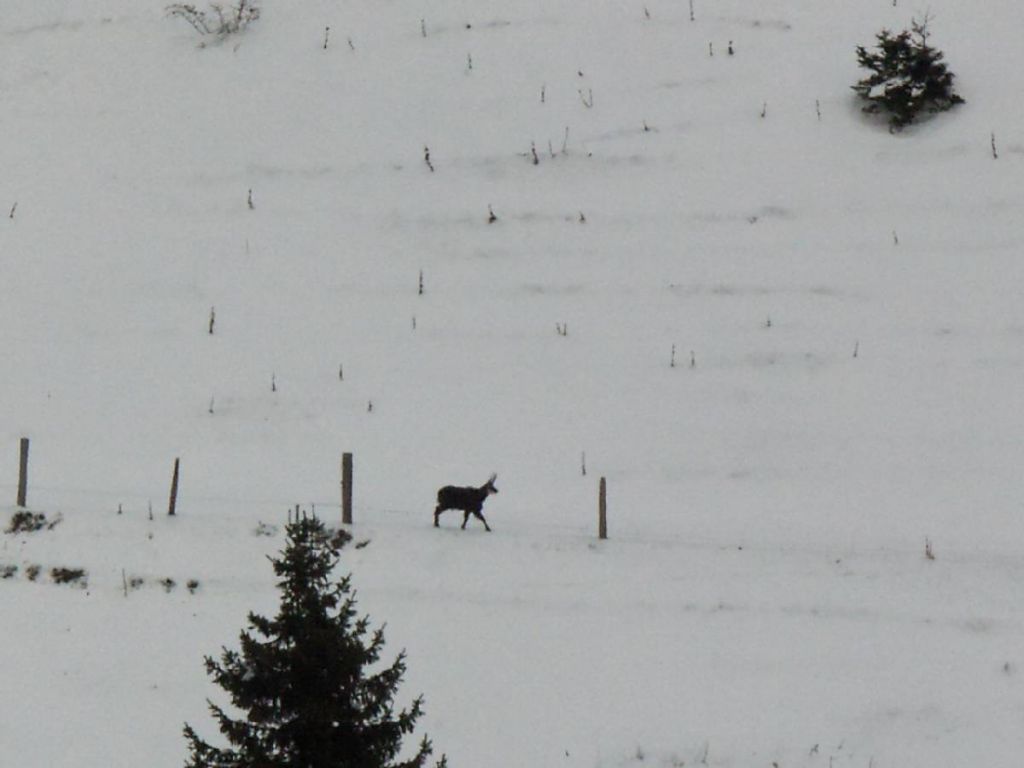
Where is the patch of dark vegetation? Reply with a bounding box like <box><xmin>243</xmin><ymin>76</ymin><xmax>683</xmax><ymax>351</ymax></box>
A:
<box><xmin>25</xmin><ymin>564</ymin><xmax>41</xmax><ymax>581</ymax></box>
<box><xmin>1</xmin><ymin>564</ymin><xmax>17</xmax><ymax>579</ymax></box>
<box><xmin>160</xmin><ymin>577</ymin><xmax>177</xmax><ymax>593</ymax></box>
<box><xmin>6</xmin><ymin>510</ymin><xmax>60</xmax><ymax>534</ymax></box>
<box><xmin>186</xmin><ymin>579</ymin><xmax>200</xmax><ymax>594</ymax></box>
<box><xmin>51</xmin><ymin>567</ymin><xmax>87</xmax><ymax>587</ymax></box>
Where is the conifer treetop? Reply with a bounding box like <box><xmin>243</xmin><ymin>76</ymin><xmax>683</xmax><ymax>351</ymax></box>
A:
<box><xmin>183</xmin><ymin>513</ymin><xmax>446</xmax><ymax>768</ymax></box>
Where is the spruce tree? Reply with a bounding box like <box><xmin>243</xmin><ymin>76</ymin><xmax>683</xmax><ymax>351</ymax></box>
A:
<box><xmin>183</xmin><ymin>513</ymin><xmax>446</xmax><ymax>768</ymax></box>
<box><xmin>853</xmin><ymin>16</ymin><xmax>963</xmax><ymax>131</ymax></box>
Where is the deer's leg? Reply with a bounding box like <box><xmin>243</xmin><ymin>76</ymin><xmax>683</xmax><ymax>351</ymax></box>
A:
<box><xmin>475</xmin><ymin>511</ymin><xmax>492</xmax><ymax>532</ymax></box>
<box><xmin>461</xmin><ymin>510</ymin><xmax>471</xmax><ymax>529</ymax></box>
<box><xmin>434</xmin><ymin>505</ymin><xmax>443</xmax><ymax>528</ymax></box>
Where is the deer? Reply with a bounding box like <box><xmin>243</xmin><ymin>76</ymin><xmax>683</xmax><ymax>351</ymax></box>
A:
<box><xmin>434</xmin><ymin>474</ymin><xmax>499</xmax><ymax>531</ymax></box>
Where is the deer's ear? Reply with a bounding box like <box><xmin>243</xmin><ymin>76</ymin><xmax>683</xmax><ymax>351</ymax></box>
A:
<box><xmin>489</xmin><ymin>473</ymin><xmax>498</xmax><ymax>483</ymax></box>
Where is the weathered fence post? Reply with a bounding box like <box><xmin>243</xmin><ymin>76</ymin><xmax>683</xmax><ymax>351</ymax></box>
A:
<box><xmin>598</xmin><ymin>476</ymin><xmax>607</xmax><ymax>540</ymax></box>
<box><xmin>168</xmin><ymin>457</ymin><xmax>180</xmax><ymax>516</ymax></box>
<box><xmin>17</xmin><ymin>437</ymin><xmax>29</xmax><ymax>507</ymax></box>
<box><xmin>341</xmin><ymin>452</ymin><xmax>353</xmax><ymax>525</ymax></box>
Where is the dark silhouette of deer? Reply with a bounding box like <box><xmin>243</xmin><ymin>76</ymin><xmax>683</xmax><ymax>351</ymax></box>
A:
<box><xmin>434</xmin><ymin>474</ymin><xmax>499</xmax><ymax>531</ymax></box>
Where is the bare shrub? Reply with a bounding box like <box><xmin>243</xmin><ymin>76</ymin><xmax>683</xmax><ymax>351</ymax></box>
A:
<box><xmin>166</xmin><ymin>1</ymin><xmax>260</xmax><ymax>39</ymax></box>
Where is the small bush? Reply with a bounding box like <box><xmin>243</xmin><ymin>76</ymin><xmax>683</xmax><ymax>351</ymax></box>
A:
<box><xmin>187</xmin><ymin>579</ymin><xmax>200</xmax><ymax>594</ymax></box>
<box><xmin>161</xmin><ymin>577</ymin><xmax>177</xmax><ymax>593</ymax></box>
<box><xmin>852</xmin><ymin>16</ymin><xmax>963</xmax><ymax>131</ymax></box>
<box><xmin>51</xmin><ymin>567</ymin><xmax>88</xmax><ymax>587</ymax></box>
<box><xmin>0</xmin><ymin>564</ymin><xmax>17</xmax><ymax>579</ymax></box>
<box><xmin>166</xmin><ymin>1</ymin><xmax>259</xmax><ymax>39</ymax></box>
<box><xmin>6</xmin><ymin>511</ymin><xmax>51</xmax><ymax>534</ymax></box>
<box><xmin>25</xmin><ymin>564</ymin><xmax>41</xmax><ymax>581</ymax></box>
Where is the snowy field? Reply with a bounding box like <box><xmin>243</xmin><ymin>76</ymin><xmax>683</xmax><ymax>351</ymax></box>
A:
<box><xmin>2</xmin><ymin>1</ymin><xmax>1024</xmax><ymax>765</ymax></box>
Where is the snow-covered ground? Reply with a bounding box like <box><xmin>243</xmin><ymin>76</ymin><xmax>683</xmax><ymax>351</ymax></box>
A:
<box><xmin>2</xmin><ymin>1</ymin><xmax>1024</xmax><ymax>765</ymax></box>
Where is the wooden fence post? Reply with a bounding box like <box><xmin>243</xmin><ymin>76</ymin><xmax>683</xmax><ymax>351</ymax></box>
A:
<box><xmin>168</xmin><ymin>458</ymin><xmax>180</xmax><ymax>516</ymax></box>
<box><xmin>341</xmin><ymin>453</ymin><xmax>353</xmax><ymax>525</ymax></box>
<box><xmin>598</xmin><ymin>476</ymin><xmax>607</xmax><ymax>540</ymax></box>
<box><xmin>17</xmin><ymin>437</ymin><xmax>29</xmax><ymax>507</ymax></box>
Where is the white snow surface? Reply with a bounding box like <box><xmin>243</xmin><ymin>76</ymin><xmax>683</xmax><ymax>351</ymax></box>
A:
<box><xmin>2</xmin><ymin>1</ymin><xmax>1024</xmax><ymax>765</ymax></box>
